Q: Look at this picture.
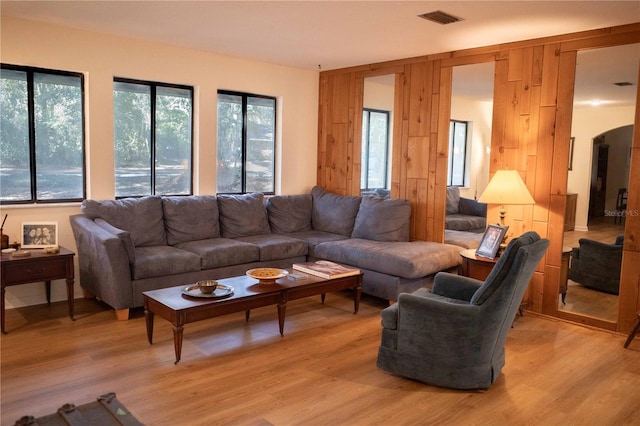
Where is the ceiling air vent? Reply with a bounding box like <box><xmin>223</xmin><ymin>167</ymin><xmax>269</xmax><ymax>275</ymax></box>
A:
<box><xmin>418</xmin><ymin>10</ymin><xmax>463</xmax><ymax>25</ymax></box>
<box><xmin>613</xmin><ymin>82</ymin><xmax>633</xmax><ymax>86</ymax></box>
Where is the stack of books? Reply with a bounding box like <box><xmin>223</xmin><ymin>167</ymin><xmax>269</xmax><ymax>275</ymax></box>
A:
<box><xmin>292</xmin><ymin>260</ymin><xmax>360</xmax><ymax>279</ymax></box>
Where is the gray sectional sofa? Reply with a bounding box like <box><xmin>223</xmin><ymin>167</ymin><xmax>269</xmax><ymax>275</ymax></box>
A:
<box><xmin>70</xmin><ymin>187</ymin><xmax>463</xmax><ymax>319</ymax></box>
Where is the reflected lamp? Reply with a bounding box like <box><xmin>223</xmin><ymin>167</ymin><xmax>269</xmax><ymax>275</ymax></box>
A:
<box><xmin>478</xmin><ymin>170</ymin><xmax>535</xmax><ymax>226</ymax></box>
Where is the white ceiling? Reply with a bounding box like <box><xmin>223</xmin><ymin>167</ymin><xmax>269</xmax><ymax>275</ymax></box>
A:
<box><xmin>2</xmin><ymin>1</ymin><xmax>639</xmax><ymax>71</ymax></box>
<box><xmin>2</xmin><ymin>1</ymin><xmax>639</xmax><ymax>105</ymax></box>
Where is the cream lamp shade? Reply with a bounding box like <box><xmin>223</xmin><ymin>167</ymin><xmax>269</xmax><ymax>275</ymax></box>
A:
<box><xmin>478</xmin><ymin>170</ymin><xmax>535</xmax><ymax>225</ymax></box>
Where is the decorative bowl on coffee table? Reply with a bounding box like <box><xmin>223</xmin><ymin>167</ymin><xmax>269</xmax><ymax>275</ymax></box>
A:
<box><xmin>246</xmin><ymin>268</ymin><xmax>289</xmax><ymax>285</ymax></box>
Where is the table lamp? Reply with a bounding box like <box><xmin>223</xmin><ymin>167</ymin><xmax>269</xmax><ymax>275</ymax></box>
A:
<box><xmin>478</xmin><ymin>169</ymin><xmax>535</xmax><ymax>226</ymax></box>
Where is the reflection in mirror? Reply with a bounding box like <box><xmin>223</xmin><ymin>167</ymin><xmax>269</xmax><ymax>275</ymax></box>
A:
<box><xmin>361</xmin><ymin>75</ymin><xmax>394</xmax><ymax>197</ymax></box>
<box><xmin>443</xmin><ymin>62</ymin><xmax>494</xmax><ymax>249</ymax></box>
<box><xmin>450</xmin><ymin>62</ymin><xmax>494</xmax><ymax>200</ymax></box>
<box><xmin>561</xmin><ymin>43</ymin><xmax>639</xmax><ymax>322</ymax></box>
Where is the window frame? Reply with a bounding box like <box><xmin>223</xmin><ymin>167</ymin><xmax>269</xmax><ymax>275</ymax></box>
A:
<box><xmin>113</xmin><ymin>77</ymin><xmax>194</xmax><ymax>198</ymax></box>
<box><xmin>0</xmin><ymin>64</ymin><xmax>86</xmax><ymax>205</ymax></box>
<box><xmin>447</xmin><ymin>119</ymin><xmax>470</xmax><ymax>187</ymax></box>
<box><xmin>216</xmin><ymin>89</ymin><xmax>277</xmax><ymax>195</ymax></box>
<box><xmin>361</xmin><ymin>108</ymin><xmax>390</xmax><ymax>192</ymax></box>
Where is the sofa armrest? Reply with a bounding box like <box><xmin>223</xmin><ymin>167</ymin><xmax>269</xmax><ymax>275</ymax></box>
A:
<box><xmin>432</xmin><ymin>272</ymin><xmax>483</xmax><ymax>302</ymax></box>
<box><xmin>69</xmin><ymin>214</ymin><xmax>134</xmax><ymax>310</ymax></box>
<box><xmin>459</xmin><ymin>197</ymin><xmax>487</xmax><ymax>218</ymax></box>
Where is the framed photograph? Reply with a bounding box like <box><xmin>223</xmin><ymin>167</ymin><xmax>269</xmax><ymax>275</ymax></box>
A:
<box><xmin>475</xmin><ymin>224</ymin><xmax>508</xmax><ymax>259</ymax></box>
<box><xmin>21</xmin><ymin>221</ymin><xmax>58</xmax><ymax>249</ymax></box>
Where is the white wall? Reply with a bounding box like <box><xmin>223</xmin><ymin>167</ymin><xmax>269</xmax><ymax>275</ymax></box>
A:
<box><xmin>568</xmin><ymin>105</ymin><xmax>635</xmax><ymax>231</ymax></box>
<box><xmin>0</xmin><ymin>16</ymin><xmax>319</xmax><ymax>308</ymax></box>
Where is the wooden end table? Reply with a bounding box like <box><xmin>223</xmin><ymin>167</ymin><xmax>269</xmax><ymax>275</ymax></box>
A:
<box><xmin>143</xmin><ymin>271</ymin><xmax>362</xmax><ymax>364</ymax></box>
<box><xmin>1</xmin><ymin>246</ymin><xmax>75</xmax><ymax>333</ymax></box>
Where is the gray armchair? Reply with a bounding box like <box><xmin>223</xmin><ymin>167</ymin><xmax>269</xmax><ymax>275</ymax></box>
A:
<box><xmin>568</xmin><ymin>235</ymin><xmax>623</xmax><ymax>295</ymax></box>
<box><xmin>376</xmin><ymin>231</ymin><xmax>549</xmax><ymax>389</ymax></box>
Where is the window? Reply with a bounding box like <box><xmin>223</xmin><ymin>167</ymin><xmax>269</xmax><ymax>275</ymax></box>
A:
<box><xmin>448</xmin><ymin>120</ymin><xmax>469</xmax><ymax>186</ymax></box>
<box><xmin>0</xmin><ymin>65</ymin><xmax>85</xmax><ymax>203</ymax></box>
<box><xmin>361</xmin><ymin>109</ymin><xmax>389</xmax><ymax>191</ymax></box>
<box><xmin>113</xmin><ymin>78</ymin><xmax>193</xmax><ymax>197</ymax></box>
<box><xmin>217</xmin><ymin>91</ymin><xmax>276</xmax><ymax>194</ymax></box>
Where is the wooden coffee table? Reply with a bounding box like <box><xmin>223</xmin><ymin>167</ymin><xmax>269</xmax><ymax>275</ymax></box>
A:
<box><xmin>143</xmin><ymin>270</ymin><xmax>362</xmax><ymax>363</ymax></box>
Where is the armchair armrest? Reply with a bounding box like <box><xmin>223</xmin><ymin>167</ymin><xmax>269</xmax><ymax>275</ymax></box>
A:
<box><xmin>432</xmin><ymin>272</ymin><xmax>483</xmax><ymax>302</ymax></box>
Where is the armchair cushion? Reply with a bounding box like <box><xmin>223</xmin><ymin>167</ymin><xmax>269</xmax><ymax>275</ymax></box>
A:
<box><xmin>432</xmin><ymin>272</ymin><xmax>483</xmax><ymax>302</ymax></box>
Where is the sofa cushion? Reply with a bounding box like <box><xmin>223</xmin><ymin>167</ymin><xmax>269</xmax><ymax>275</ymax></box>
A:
<box><xmin>445</xmin><ymin>214</ymin><xmax>487</xmax><ymax>231</ymax></box>
<box><xmin>94</xmin><ymin>218</ymin><xmax>136</xmax><ymax>263</ymax></box>
<box><xmin>351</xmin><ymin>196</ymin><xmax>410</xmax><ymax>242</ymax></box>
<box><xmin>217</xmin><ymin>192</ymin><xmax>271</xmax><ymax>238</ymax></box>
<box><xmin>234</xmin><ymin>234</ymin><xmax>308</xmax><ymax>261</ymax></box>
<box><xmin>281</xmin><ymin>230</ymin><xmax>349</xmax><ymax>258</ymax></box>
<box><xmin>131</xmin><ymin>246</ymin><xmax>201</xmax><ymax>280</ymax></box>
<box><xmin>311</xmin><ymin>186</ymin><xmax>361</xmax><ymax>236</ymax></box>
<box><xmin>446</xmin><ymin>187</ymin><xmax>460</xmax><ymax>214</ymax></box>
<box><xmin>163</xmin><ymin>195</ymin><xmax>220</xmax><ymax>245</ymax></box>
<box><xmin>174</xmin><ymin>238</ymin><xmax>260</xmax><ymax>269</ymax></box>
<box><xmin>81</xmin><ymin>196</ymin><xmax>166</xmax><ymax>247</ymax></box>
<box><xmin>314</xmin><ymin>239</ymin><xmax>462</xmax><ymax>280</ymax></box>
<box><xmin>267</xmin><ymin>194</ymin><xmax>312</xmax><ymax>234</ymax></box>
<box><xmin>459</xmin><ymin>197</ymin><xmax>487</xmax><ymax>218</ymax></box>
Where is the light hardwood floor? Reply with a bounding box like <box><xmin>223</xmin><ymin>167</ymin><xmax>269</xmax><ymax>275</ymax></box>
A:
<box><xmin>2</xmin><ymin>294</ymin><xmax>639</xmax><ymax>425</ymax></box>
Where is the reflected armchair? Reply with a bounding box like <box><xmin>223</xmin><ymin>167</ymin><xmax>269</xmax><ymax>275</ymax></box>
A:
<box><xmin>568</xmin><ymin>235</ymin><xmax>624</xmax><ymax>295</ymax></box>
<box><xmin>376</xmin><ymin>231</ymin><xmax>549</xmax><ymax>390</ymax></box>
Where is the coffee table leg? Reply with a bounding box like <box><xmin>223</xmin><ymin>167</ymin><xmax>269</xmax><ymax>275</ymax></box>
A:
<box><xmin>173</xmin><ymin>325</ymin><xmax>184</xmax><ymax>364</ymax></box>
<box><xmin>145</xmin><ymin>309</ymin><xmax>154</xmax><ymax>344</ymax></box>
<box><xmin>277</xmin><ymin>303</ymin><xmax>286</xmax><ymax>336</ymax></box>
<box><xmin>245</xmin><ymin>310</ymin><xmax>250</xmax><ymax>322</ymax></box>
<box><xmin>321</xmin><ymin>292</ymin><xmax>326</xmax><ymax>304</ymax></box>
<box><xmin>353</xmin><ymin>276</ymin><xmax>362</xmax><ymax>314</ymax></box>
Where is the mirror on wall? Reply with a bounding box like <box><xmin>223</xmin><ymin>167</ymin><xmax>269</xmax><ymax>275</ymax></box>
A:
<box><xmin>560</xmin><ymin>43</ymin><xmax>639</xmax><ymax>322</ymax></box>
<box><xmin>361</xmin><ymin>75</ymin><xmax>394</xmax><ymax>197</ymax></box>
<box><xmin>450</xmin><ymin>62</ymin><xmax>495</xmax><ymax>200</ymax></box>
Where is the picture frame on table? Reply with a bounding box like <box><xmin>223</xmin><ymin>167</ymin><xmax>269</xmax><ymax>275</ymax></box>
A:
<box><xmin>475</xmin><ymin>224</ymin><xmax>508</xmax><ymax>260</ymax></box>
<box><xmin>21</xmin><ymin>221</ymin><xmax>58</xmax><ymax>249</ymax></box>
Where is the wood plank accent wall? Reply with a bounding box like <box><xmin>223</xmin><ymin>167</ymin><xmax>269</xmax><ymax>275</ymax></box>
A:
<box><xmin>317</xmin><ymin>23</ymin><xmax>640</xmax><ymax>333</ymax></box>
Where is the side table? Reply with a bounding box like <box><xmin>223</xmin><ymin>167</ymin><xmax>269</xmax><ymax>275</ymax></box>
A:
<box><xmin>0</xmin><ymin>246</ymin><xmax>75</xmax><ymax>333</ymax></box>
<box><xmin>459</xmin><ymin>248</ymin><xmax>498</xmax><ymax>281</ymax></box>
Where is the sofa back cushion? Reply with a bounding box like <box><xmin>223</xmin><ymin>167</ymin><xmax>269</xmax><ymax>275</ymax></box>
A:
<box><xmin>266</xmin><ymin>194</ymin><xmax>312</xmax><ymax>234</ymax></box>
<box><xmin>446</xmin><ymin>186</ymin><xmax>460</xmax><ymax>214</ymax></box>
<box><xmin>351</xmin><ymin>196</ymin><xmax>411</xmax><ymax>242</ymax></box>
<box><xmin>311</xmin><ymin>186</ymin><xmax>361</xmax><ymax>236</ymax></box>
<box><xmin>81</xmin><ymin>196</ymin><xmax>166</xmax><ymax>247</ymax></box>
<box><xmin>217</xmin><ymin>192</ymin><xmax>271</xmax><ymax>238</ymax></box>
<box><xmin>162</xmin><ymin>195</ymin><xmax>220</xmax><ymax>245</ymax></box>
